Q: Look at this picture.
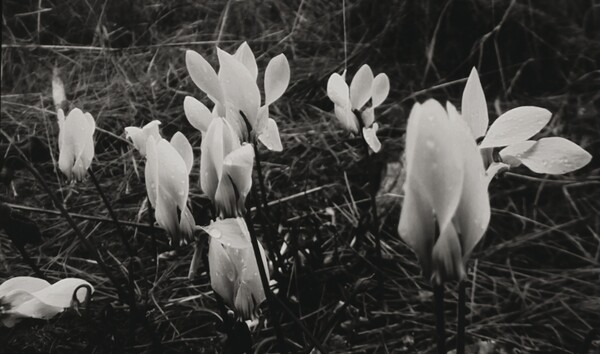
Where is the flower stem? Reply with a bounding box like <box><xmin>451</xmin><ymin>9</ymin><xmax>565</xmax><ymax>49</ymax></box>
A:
<box><xmin>457</xmin><ymin>280</ymin><xmax>466</xmax><ymax>354</ymax></box>
<box><xmin>243</xmin><ymin>211</ymin><xmax>288</xmax><ymax>353</ymax></box>
<box><xmin>433</xmin><ymin>283</ymin><xmax>447</xmax><ymax>354</ymax></box>
<box><xmin>251</xmin><ymin>143</ymin><xmax>284</xmax><ymax>275</ymax></box>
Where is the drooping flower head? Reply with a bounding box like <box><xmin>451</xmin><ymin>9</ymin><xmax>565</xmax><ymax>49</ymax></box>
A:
<box><xmin>0</xmin><ymin>276</ymin><xmax>93</xmax><ymax>327</ymax></box>
<box><xmin>57</xmin><ymin>108</ymin><xmax>96</xmax><ymax>181</ymax></box>
<box><xmin>461</xmin><ymin>67</ymin><xmax>591</xmax><ymax>176</ymax></box>
<box><xmin>398</xmin><ymin>99</ymin><xmax>491</xmax><ymax>284</ymax></box>
<box><xmin>145</xmin><ymin>133</ymin><xmax>195</xmax><ymax>246</ymax></box>
<box><xmin>200</xmin><ymin>118</ymin><xmax>254</xmax><ymax>218</ymax></box>
<box><xmin>326</xmin><ymin>64</ymin><xmax>390</xmax><ymax>153</ymax></box>
<box><xmin>185</xmin><ymin>42</ymin><xmax>290</xmax><ymax>152</ymax></box>
<box><xmin>199</xmin><ymin>217</ymin><xmax>268</xmax><ymax>319</ymax></box>
<box><xmin>124</xmin><ymin>120</ymin><xmax>162</xmax><ymax>157</ymax></box>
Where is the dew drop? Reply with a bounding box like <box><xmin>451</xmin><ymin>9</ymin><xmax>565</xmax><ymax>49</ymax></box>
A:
<box><xmin>211</xmin><ymin>229</ymin><xmax>222</xmax><ymax>239</ymax></box>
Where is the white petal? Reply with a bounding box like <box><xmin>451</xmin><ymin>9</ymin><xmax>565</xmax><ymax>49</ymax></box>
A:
<box><xmin>215</xmin><ymin>144</ymin><xmax>255</xmax><ymax>217</ymax></box>
<box><xmin>349</xmin><ymin>64</ymin><xmax>374</xmax><ymax>110</ymax></box>
<box><xmin>264</xmin><ymin>54</ymin><xmax>290</xmax><ymax>106</ymax></box>
<box><xmin>498</xmin><ymin>140</ymin><xmax>536</xmax><ymax>167</ymax></box>
<box><xmin>186</xmin><ymin>50</ymin><xmax>225</xmax><ymax>104</ymax></box>
<box><xmin>204</xmin><ymin>217</ymin><xmax>252</xmax><ymax>249</ymax></box>
<box><xmin>31</xmin><ymin>278</ymin><xmax>94</xmax><ymax>307</ymax></box>
<box><xmin>234</xmin><ymin>42</ymin><xmax>258</xmax><ymax>80</ymax></box>
<box><xmin>371</xmin><ymin>73</ymin><xmax>390</xmax><ymax>108</ymax></box>
<box><xmin>403</xmin><ymin>99</ymin><xmax>464</xmax><ymax>240</ymax></box>
<box><xmin>326</xmin><ymin>73</ymin><xmax>351</xmax><ymax>109</ymax></box>
<box><xmin>451</xmin><ymin>119</ymin><xmax>491</xmax><ymax>261</ymax></box>
<box><xmin>362</xmin><ymin>123</ymin><xmax>381</xmax><ymax>153</ymax></box>
<box><xmin>217</xmin><ymin>48</ymin><xmax>261</xmax><ymax>128</ymax></box>
<box><xmin>144</xmin><ymin>136</ymin><xmax>159</xmax><ymax>207</ymax></box>
<box><xmin>201</xmin><ymin>119</ymin><xmax>240</xmax><ymax>202</ymax></box>
<box><xmin>59</xmin><ymin>108</ymin><xmax>95</xmax><ymax>181</ymax></box>
<box><xmin>446</xmin><ymin>101</ymin><xmax>461</xmax><ymax>123</ymax></box>
<box><xmin>208</xmin><ymin>238</ymin><xmax>237</xmax><ymax>305</ymax></box>
<box><xmin>170</xmin><ymin>132</ymin><xmax>194</xmax><ymax>174</ymax></box>
<box><xmin>361</xmin><ymin>107</ymin><xmax>375</xmax><ymax>127</ymax></box>
<box><xmin>258</xmin><ymin>118</ymin><xmax>283</xmax><ymax>152</ymax></box>
<box><xmin>431</xmin><ymin>224</ymin><xmax>465</xmax><ymax>284</ymax></box>
<box><xmin>334</xmin><ymin>104</ymin><xmax>359</xmax><ymax>134</ymax></box>
<box><xmin>461</xmin><ymin>67</ymin><xmax>489</xmax><ymax>139</ymax></box>
<box><xmin>52</xmin><ymin>68</ymin><xmax>66</xmax><ymax>110</ymax></box>
<box><xmin>184</xmin><ymin>96</ymin><xmax>213</xmax><ymax>134</ymax></box>
<box><xmin>235</xmin><ymin>242</ymin><xmax>268</xmax><ymax>319</ymax></box>
<box><xmin>479</xmin><ymin>106</ymin><xmax>552</xmax><ymax>148</ymax></box>
<box><xmin>0</xmin><ymin>277</ymin><xmax>50</xmax><ymax>297</ymax></box>
<box><xmin>500</xmin><ymin>137</ymin><xmax>592</xmax><ymax>174</ymax></box>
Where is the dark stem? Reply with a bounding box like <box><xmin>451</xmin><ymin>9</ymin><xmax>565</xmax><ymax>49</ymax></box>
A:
<box><xmin>251</xmin><ymin>143</ymin><xmax>284</xmax><ymax>275</ymax></box>
<box><xmin>87</xmin><ymin>168</ymin><xmax>137</xmax><ymax>258</ymax></box>
<box><xmin>356</xmin><ymin>116</ymin><xmax>383</xmax><ymax>302</ymax></box>
<box><xmin>1</xmin><ymin>131</ymin><xmax>160</xmax><ymax>351</ymax></box>
<box><xmin>243</xmin><ymin>212</ymin><xmax>288</xmax><ymax>353</ymax></box>
<box><xmin>433</xmin><ymin>283</ymin><xmax>447</xmax><ymax>354</ymax></box>
<box><xmin>457</xmin><ymin>280</ymin><xmax>466</xmax><ymax>354</ymax></box>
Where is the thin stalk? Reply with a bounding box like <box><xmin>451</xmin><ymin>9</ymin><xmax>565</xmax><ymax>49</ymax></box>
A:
<box><xmin>433</xmin><ymin>283</ymin><xmax>447</xmax><ymax>354</ymax></box>
<box><xmin>457</xmin><ymin>280</ymin><xmax>466</xmax><ymax>354</ymax></box>
<box><xmin>1</xmin><ymin>131</ymin><xmax>160</xmax><ymax>350</ymax></box>
<box><xmin>357</xmin><ymin>117</ymin><xmax>383</xmax><ymax>301</ymax></box>
<box><xmin>251</xmin><ymin>143</ymin><xmax>284</xmax><ymax>275</ymax></box>
<box><xmin>243</xmin><ymin>211</ymin><xmax>288</xmax><ymax>353</ymax></box>
<box><xmin>87</xmin><ymin>168</ymin><xmax>137</xmax><ymax>258</ymax></box>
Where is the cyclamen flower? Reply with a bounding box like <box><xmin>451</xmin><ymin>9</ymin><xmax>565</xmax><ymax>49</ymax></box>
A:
<box><xmin>398</xmin><ymin>99</ymin><xmax>490</xmax><ymax>284</ymax></box>
<box><xmin>124</xmin><ymin>120</ymin><xmax>161</xmax><ymax>157</ymax></box>
<box><xmin>203</xmin><ymin>218</ymin><xmax>268</xmax><ymax>319</ymax></box>
<box><xmin>57</xmin><ymin>108</ymin><xmax>96</xmax><ymax>181</ymax></box>
<box><xmin>200</xmin><ymin>118</ymin><xmax>254</xmax><ymax>218</ymax></box>
<box><xmin>145</xmin><ymin>133</ymin><xmax>195</xmax><ymax>246</ymax></box>
<box><xmin>461</xmin><ymin>68</ymin><xmax>591</xmax><ymax>175</ymax></box>
<box><xmin>185</xmin><ymin>42</ymin><xmax>290</xmax><ymax>151</ymax></box>
<box><xmin>0</xmin><ymin>276</ymin><xmax>93</xmax><ymax>327</ymax></box>
<box><xmin>326</xmin><ymin>64</ymin><xmax>390</xmax><ymax>153</ymax></box>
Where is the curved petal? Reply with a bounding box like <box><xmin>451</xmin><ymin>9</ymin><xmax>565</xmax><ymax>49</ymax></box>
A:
<box><xmin>217</xmin><ymin>48</ymin><xmax>260</xmax><ymax>128</ymax></box>
<box><xmin>264</xmin><ymin>54</ymin><xmax>290</xmax><ymax>106</ymax></box>
<box><xmin>361</xmin><ymin>107</ymin><xmax>375</xmax><ymax>127</ymax></box>
<box><xmin>52</xmin><ymin>68</ymin><xmax>66</xmax><ymax>110</ymax></box>
<box><xmin>234</xmin><ymin>42</ymin><xmax>258</xmax><ymax>81</ymax></box>
<box><xmin>371</xmin><ymin>73</ymin><xmax>390</xmax><ymax>108</ymax></box>
<box><xmin>234</xmin><ymin>242</ymin><xmax>268</xmax><ymax>319</ymax></box>
<box><xmin>498</xmin><ymin>140</ymin><xmax>536</xmax><ymax>167</ymax></box>
<box><xmin>0</xmin><ymin>277</ymin><xmax>50</xmax><ymax>297</ymax></box>
<box><xmin>184</xmin><ymin>96</ymin><xmax>213</xmax><ymax>134</ymax></box>
<box><xmin>326</xmin><ymin>73</ymin><xmax>351</xmax><ymax>109</ymax></box>
<box><xmin>63</xmin><ymin>109</ymin><xmax>95</xmax><ymax>181</ymax></box>
<box><xmin>186</xmin><ymin>50</ymin><xmax>225</xmax><ymax>104</ymax></box>
<box><xmin>170</xmin><ymin>132</ymin><xmax>194</xmax><ymax>174</ymax></box>
<box><xmin>461</xmin><ymin>67</ymin><xmax>489</xmax><ymax>139</ymax></box>
<box><xmin>31</xmin><ymin>278</ymin><xmax>94</xmax><ymax>308</ymax></box>
<box><xmin>215</xmin><ymin>144</ymin><xmax>255</xmax><ymax>217</ymax></box>
<box><xmin>178</xmin><ymin>205</ymin><xmax>195</xmax><ymax>245</ymax></box>
<box><xmin>258</xmin><ymin>118</ymin><xmax>283</xmax><ymax>152</ymax></box>
<box><xmin>144</xmin><ymin>136</ymin><xmax>159</xmax><ymax>207</ymax></box>
<box><xmin>349</xmin><ymin>64</ymin><xmax>374</xmax><ymax>110</ymax></box>
<box><xmin>208</xmin><ymin>238</ymin><xmax>237</xmax><ymax>306</ymax></box>
<box><xmin>431</xmin><ymin>224</ymin><xmax>465</xmax><ymax>284</ymax></box>
<box><xmin>451</xmin><ymin>119</ymin><xmax>491</xmax><ymax>261</ymax></box>
<box><xmin>334</xmin><ymin>104</ymin><xmax>359</xmax><ymax>133</ymax></box>
<box><xmin>501</xmin><ymin>137</ymin><xmax>592</xmax><ymax>174</ymax></box>
<box><xmin>201</xmin><ymin>119</ymin><xmax>240</xmax><ymax>202</ymax></box>
<box><xmin>479</xmin><ymin>106</ymin><xmax>552</xmax><ymax>148</ymax></box>
<box><xmin>362</xmin><ymin>123</ymin><xmax>381</xmax><ymax>153</ymax></box>
<box><xmin>204</xmin><ymin>217</ymin><xmax>252</xmax><ymax>249</ymax></box>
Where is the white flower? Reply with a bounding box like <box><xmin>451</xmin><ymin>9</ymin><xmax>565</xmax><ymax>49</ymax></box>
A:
<box><xmin>200</xmin><ymin>118</ymin><xmax>254</xmax><ymax>218</ymax></box>
<box><xmin>326</xmin><ymin>64</ymin><xmax>390</xmax><ymax>153</ymax></box>
<box><xmin>184</xmin><ymin>42</ymin><xmax>290</xmax><ymax>151</ymax></box>
<box><xmin>145</xmin><ymin>133</ymin><xmax>195</xmax><ymax>246</ymax></box>
<box><xmin>202</xmin><ymin>218</ymin><xmax>268</xmax><ymax>319</ymax></box>
<box><xmin>124</xmin><ymin>120</ymin><xmax>162</xmax><ymax>156</ymax></box>
<box><xmin>57</xmin><ymin>108</ymin><xmax>96</xmax><ymax>181</ymax></box>
<box><xmin>0</xmin><ymin>276</ymin><xmax>93</xmax><ymax>327</ymax></box>
<box><xmin>460</xmin><ymin>68</ymin><xmax>591</xmax><ymax>175</ymax></box>
<box><xmin>398</xmin><ymin>99</ymin><xmax>490</xmax><ymax>284</ymax></box>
